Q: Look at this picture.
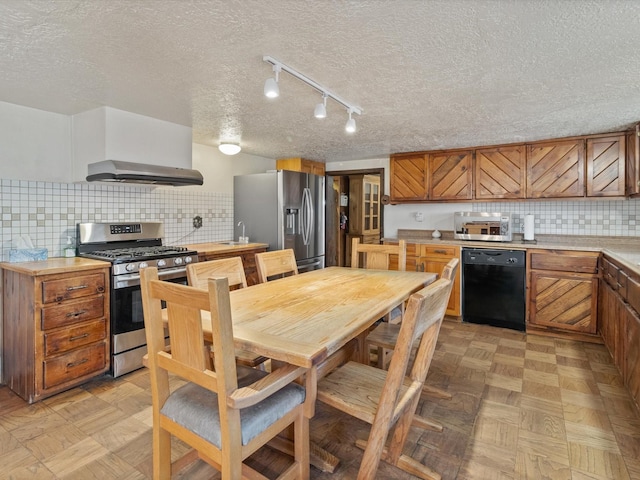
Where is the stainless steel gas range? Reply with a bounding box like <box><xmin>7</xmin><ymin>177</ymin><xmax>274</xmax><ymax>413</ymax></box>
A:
<box><xmin>76</xmin><ymin>222</ymin><xmax>198</xmax><ymax>377</ymax></box>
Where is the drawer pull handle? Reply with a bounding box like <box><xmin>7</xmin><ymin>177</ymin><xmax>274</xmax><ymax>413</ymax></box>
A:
<box><xmin>66</xmin><ymin>310</ymin><xmax>87</xmax><ymax>318</ymax></box>
<box><xmin>67</xmin><ymin>358</ymin><xmax>88</xmax><ymax>369</ymax></box>
<box><xmin>67</xmin><ymin>284</ymin><xmax>88</xmax><ymax>291</ymax></box>
<box><xmin>69</xmin><ymin>333</ymin><xmax>89</xmax><ymax>341</ymax></box>
<box><xmin>434</xmin><ymin>249</ymin><xmax>447</xmax><ymax>254</ymax></box>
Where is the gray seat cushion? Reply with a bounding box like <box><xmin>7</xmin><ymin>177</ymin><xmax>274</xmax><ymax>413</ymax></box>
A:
<box><xmin>161</xmin><ymin>365</ymin><xmax>306</xmax><ymax>447</ymax></box>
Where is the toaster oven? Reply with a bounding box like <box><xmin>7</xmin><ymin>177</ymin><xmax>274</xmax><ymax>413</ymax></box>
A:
<box><xmin>454</xmin><ymin>212</ymin><xmax>513</xmax><ymax>242</ymax></box>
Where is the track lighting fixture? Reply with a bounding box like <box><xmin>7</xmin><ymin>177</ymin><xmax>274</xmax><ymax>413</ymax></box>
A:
<box><xmin>219</xmin><ymin>143</ymin><xmax>241</xmax><ymax>155</ymax></box>
<box><xmin>263</xmin><ymin>55</ymin><xmax>362</xmax><ymax>133</ymax></box>
<box><xmin>314</xmin><ymin>93</ymin><xmax>327</xmax><ymax>119</ymax></box>
<box><xmin>345</xmin><ymin>108</ymin><xmax>356</xmax><ymax>133</ymax></box>
<box><xmin>264</xmin><ymin>64</ymin><xmax>281</xmax><ymax>98</ymax></box>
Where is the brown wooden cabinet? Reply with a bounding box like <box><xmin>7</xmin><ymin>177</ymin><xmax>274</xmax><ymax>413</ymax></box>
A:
<box><xmin>385</xmin><ymin>241</ymin><xmax>418</xmax><ymax>272</ymax></box>
<box><xmin>349</xmin><ymin>174</ymin><xmax>380</xmax><ymax>236</ymax></box>
<box><xmin>586</xmin><ymin>134</ymin><xmax>626</xmax><ymax>197</ymax></box>
<box><xmin>417</xmin><ymin>245</ymin><xmax>461</xmax><ymax>317</ymax></box>
<box><xmin>600</xmin><ymin>255</ymin><xmax>640</xmax><ymax>412</ymax></box>
<box><xmin>527</xmin><ymin>249</ymin><xmax>599</xmax><ymax>336</ymax></box>
<box><xmin>2</xmin><ymin>261</ymin><xmax>110</xmax><ymax>403</ymax></box>
<box><xmin>276</xmin><ymin>157</ymin><xmax>325</xmax><ymax>176</ymax></box>
<box><xmin>390</xmin><ymin>153</ymin><xmax>428</xmax><ymax>202</ymax></box>
<box><xmin>429</xmin><ymin>150</ymin><xmax>473</xmax><ymax>200</ymax></box>
<box><xmin>526</xmin><ymin>139</ymin><xmax>585</xmax><ymax>198</ymax></box>
<box><xmin>475</xmin><ymin>144</ymin><xmax>526</xmax><ymax>199</ymax></box>
<box><xmin>626</xmin><ymin>124</ymin><xmax>640</xmax><ymax>196</ymax></box>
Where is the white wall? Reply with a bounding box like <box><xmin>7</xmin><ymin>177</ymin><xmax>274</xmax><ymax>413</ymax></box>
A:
<box><xmin>191</xmin><ymin>143</ymin><xmax>275</xmax><ymax>194</ymax></box>
<box><xmin>0</xmin><ymin>101</ymin><xmax>71</xmax><ymax>182</ymax></box>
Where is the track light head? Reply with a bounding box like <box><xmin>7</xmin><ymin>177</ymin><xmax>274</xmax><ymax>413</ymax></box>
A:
<box><xmin>314</xmin><ymin>93</ymin><xmax>327</xmax><ymax>119</ymax></box>
<box><xmin>264</xmin><ymin>64</ymin><xmax>281</xmax><ymax>98</ymax></box>
<box><xmin>345</xmin><ymin>109</ymin><xmax>356</xmax><ymax>133</ymax></box>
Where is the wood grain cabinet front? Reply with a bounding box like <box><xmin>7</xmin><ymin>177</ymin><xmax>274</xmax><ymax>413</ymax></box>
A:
<box><xmin>3</xmin><ymin>265</ymin><xmax>110</xmax><ymax>403</ymax></box>
<box><xmin>599</xmin><ymin>255</ymin><xmax>640</xmax><ymax>413</ymax></box>
<box><xmin>527</xmin><ymin>249</ymin><xmax>599</xmax><ymax>336</ymax></box>
<box><xmin>417</xmin><ymin>245</ymin><xmax>461</xmax><ymax>317</ymax></box>
<box><xmin>276</xmin><ymin>157</ymin><xmax>325</xmax><ymax>176</ymax></box>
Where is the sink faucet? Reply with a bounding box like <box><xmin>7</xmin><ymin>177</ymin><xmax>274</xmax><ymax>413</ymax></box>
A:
<box><xmin>237</xmin><ymin>221</ymin><xmax>247</xmax><ymax>243</ymax></box>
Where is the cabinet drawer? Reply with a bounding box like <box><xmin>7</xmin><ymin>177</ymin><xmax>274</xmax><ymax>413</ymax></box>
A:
<box><xmin>602</xmin><ymin>258</ymin><xmax>619</xmax><ymax>289</ymax></box>
<box><xmin>41</xmin><ymin>273</ymin><xmax>106</xmax><ymax>304</ymax></box>
<box><xmin>421</xmin><ymin>245</ymin><xmax>458</xmax><ymax>257</ymax></box>
<box><xmin>617</xmin><ymin>269</ymin><xmax>629</xmax><ymax>300</ymax></box>
<box><xmin>43</xmin><ymin>342</ymin><xmax>107</xmax><ymax>389</ymax></box>
<box><xmin>628</xmin><ymin>276</ymin><xmax>640</xmax><ymax>315</ymax></box>
<box><xmin>44</xmin><ymin>319</ymin><xmax>107</xmax><ymax>356</ymax></box>
<box><xmin>529</xmin><ymin>251</ymin><xmax>599</xmax><ymax>274</ymax></box>
<box><xmin>41</xmin><ymin>296</ymin><xmax>105</xmax><ymax>330</ymax></box>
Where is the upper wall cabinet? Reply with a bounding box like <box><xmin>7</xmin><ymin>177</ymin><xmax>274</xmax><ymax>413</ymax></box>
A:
<box><xmin>626</xmin><ymin>125</ymin><xmax>640</xmax><ymax>196</ymax></box>
<box><xmin>430</xmin><ymin>150</ymin><xmax>473</xmax><ymax>200</ymax></box>
<box><xmin>475</xmin><ymin>145</ymin><xmax>526</xmax><ymax>200</ymax></box>
<box><xmin>526</xmin><ymin>139</ymin><xmax>585</xmax><ymax>198</ymax></box>
<box><xmin>390</xmin><ymin>154</ymin><xmax>428</xmax><ymax>202</ymax></box>
<box><xmin>276</xmin><ymin>157</ymin><xmax>325</xmax><ymax>176</ymax></box>
<box><xmin>586</xmin><ymin>134</ymin><xmax>626</xmax><ymax>197</ymax></box>
<box><xmin>389</xmin><ymin>128</ymin><xmax>632</xmax><ymax>203</ymax></box>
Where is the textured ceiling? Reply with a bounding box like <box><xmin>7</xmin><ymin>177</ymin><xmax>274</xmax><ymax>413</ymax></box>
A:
<box><xmin>1</xmin><ymin>0</ymin><xmax>640</xmax><ymax>162</ymax></box>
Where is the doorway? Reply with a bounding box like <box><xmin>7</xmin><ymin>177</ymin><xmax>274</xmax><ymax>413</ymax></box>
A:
<box><xmin>325</xmin><ymin>168</ymin><xmax>385</xmax><ymax>266</ymax></box>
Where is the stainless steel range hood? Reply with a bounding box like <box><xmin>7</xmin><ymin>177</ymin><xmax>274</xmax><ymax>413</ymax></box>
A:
<box><xmin>86</xmin><ymin>160</ymin><xmax>203</xmax><ymax>186</ymax></box>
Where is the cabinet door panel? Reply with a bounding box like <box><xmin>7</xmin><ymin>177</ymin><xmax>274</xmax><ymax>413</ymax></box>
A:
<box><xmin>626</xmin><ymin>308</ymin><xmax>640</xmax><ymax>409</ymax></box>
<box><xmin>586</xmin><ymin>135</ymin><xmax>625</xmax><ymax>197</ymax></box>
<box><xmin>527</xmin><ymin>140</ymin><xmax>585</xmax><ymax>198</ymax></box>
<box><xmin>530</xmin><ymin>272</ymin><xmax>598</xmax><ymax>333</ymax></box>
<box><xmin>390</xmin><ymin>155</ymin><xmax>428</xmax><ymax>202</ymax></box>
<box><xmin>475</xmin><ymin>145</ymin><xmax>526</xmax><ymax>199</ymax></box>
<box><xmin>429</xmin><ymin>151</ymin><xmax>472</xmax><ymax>200</ymax></box>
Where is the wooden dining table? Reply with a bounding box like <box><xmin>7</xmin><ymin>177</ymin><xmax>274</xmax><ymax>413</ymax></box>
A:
<box><xmin>169</xmin><ymin>266</ymin><xmax>436</xmax><ymax>472</ymax></box>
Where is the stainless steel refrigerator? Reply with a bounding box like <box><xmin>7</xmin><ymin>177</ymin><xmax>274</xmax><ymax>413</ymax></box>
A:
<box><xmin>234</xmin><ymin>170</ymin><xmax>325</xmax><ymax>272</ymax></box>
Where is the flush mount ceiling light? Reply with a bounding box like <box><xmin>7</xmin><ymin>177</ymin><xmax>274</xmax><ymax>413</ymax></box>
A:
<box><xmin>264</xmin><ymin>63</ymin><xmax>281</xmax><ymax>98</ymax></box>
<box><xmin>219</xmin><ymin>143</ymin><xmax>241</xmax><ymax>155</ymax></box>
<box><xmin>263</xmin><ymin>55</ymin><xmax>362</xmax><ymax>133</ymax></box>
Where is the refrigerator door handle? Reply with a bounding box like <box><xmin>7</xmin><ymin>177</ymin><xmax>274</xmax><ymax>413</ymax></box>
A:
<box><xmin>302</xmin><ymin>187</ymin><xmax>313</xmax><ymax>246</ymax></box>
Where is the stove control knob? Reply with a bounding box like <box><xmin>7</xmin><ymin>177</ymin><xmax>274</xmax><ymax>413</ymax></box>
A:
<box><xmin>184</xmin><ymin>256</ymin><xmax>193</xmax><ymax>264</ymax></box>
<box><xmin>157</xmin><ymin>259</ymin><xmax>167</xmax><ymax>267</ymax></box>
<box><xmin>174</xmin><ymin>257</ymin><xmax>183</xmax><ymax>265</ymax></box>
<box><xmin>126</xmin><ymin>263</ymin><xmax>136</xmax><ymax>272</ymax></box>
<box><xmin>139</xmin><ymin>262</ymin><xmax>148</xmax><ymax>269</ymax></box>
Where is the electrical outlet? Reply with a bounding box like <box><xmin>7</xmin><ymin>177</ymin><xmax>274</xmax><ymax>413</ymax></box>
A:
<box><xmin>193</xmin><ymin>215</ymin><xmax>203</xmax><ymax>229</ymax></box>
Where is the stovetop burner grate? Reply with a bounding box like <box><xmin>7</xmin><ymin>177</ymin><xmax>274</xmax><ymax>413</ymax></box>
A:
<box><xmin>90</xmin><ymin>245</ymin><xmax>192</xmax><ymax>260</ymax></box>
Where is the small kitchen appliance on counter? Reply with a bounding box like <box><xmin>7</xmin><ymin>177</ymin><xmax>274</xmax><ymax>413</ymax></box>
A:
<box><xmin>454</xmin><ymin>212</ymin><xmax>513</xmax><ymax>242</ymax></box>
<box><xmin>76</xmin><ymin>222</ymin><xmax>198</xmax><ymax>377</ymax></box>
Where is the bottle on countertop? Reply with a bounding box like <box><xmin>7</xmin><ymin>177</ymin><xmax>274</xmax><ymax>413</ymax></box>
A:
<box><xmin>63</xmin><ymin>236</ymin><xmax>75</xmax><ymax>257</ymax></box>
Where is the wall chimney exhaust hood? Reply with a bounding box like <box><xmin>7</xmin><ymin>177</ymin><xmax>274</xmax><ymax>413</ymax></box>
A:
<box><xmin>86</xmin><ymin>160</ymin><xmax>203</xmax><ymax>186</ymax></box>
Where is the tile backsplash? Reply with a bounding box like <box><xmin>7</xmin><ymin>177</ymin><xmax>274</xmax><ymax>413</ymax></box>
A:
<box><xmin>478</xmin><ymin>200</ymin><xmax>640</xmax><ymax>237</ymax></box>
<box><xmin>1</xmin><ymin>179</ymin><xmax>233</xmax><ymax>260</ymax></box>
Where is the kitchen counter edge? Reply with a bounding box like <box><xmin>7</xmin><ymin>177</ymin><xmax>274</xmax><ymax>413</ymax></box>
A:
<box><xmin>383</xmin><ymin>233</ymin><xmax>640</xmax><ymax>276</ymax></box>
<box><xmin>181</xmin><ymin>242</ymin><xmax>269</xmax><ymax>254</ymax></box>
<box><xmin>0</xmin><ymin>257</ymin><xmax>111</xmax><ymax>275</ymax></box>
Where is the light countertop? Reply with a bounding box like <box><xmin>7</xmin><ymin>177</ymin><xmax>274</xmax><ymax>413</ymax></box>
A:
<box><xmin>386</xmin><ymin>230</ymin><xmax>640</xmax><ymax>275</ymax></box>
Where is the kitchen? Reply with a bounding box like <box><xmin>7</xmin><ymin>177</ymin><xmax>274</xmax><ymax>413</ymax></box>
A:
<box><xmin>2</xmin><ymin>1</ymin><xmax>640</xmax><ymax>478</ymax></box>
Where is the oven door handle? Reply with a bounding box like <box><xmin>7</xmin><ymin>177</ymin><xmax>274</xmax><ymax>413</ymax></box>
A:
<box><xmin>114</xmin><ymin>267</ymin><xmax>188</xmax><ymax>289</ymax></box>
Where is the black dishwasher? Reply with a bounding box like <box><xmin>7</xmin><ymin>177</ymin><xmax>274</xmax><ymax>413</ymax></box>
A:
<box><xmin>462</xmin><ymin>248</ymin><xmax>526</xmax><ymax>331</ymax></box>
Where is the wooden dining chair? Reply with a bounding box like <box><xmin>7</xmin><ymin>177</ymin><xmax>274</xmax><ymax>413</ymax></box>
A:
<box><xmin>316</xmin><ymin>276</ymin><xmax>454</xmax><ymax>480</ymax></box>
<box><xmin>186</xmin><ymin>257</ymin><xmax>267</xmax><ymax>369</ymax></box>
<box><xmin>366</xmin><ymin>257</ymin><xmax>458</xmax><ymax>368</ymax></box>
<box><xmin>255</xmin><ymin>249</ymin><xmax>299</xmax><ymax>283</ymax></box>
<box><xmin>351</xmin><ymin>238</ymin><xmax>406</xmax><ymax>273</ymax></box>
<box><xmin>140</xmin><ymin>267</ymin><xmax>310</xmax><ymax>480</ymax></box>
<box><xmin>351</xmin><ymin>238</ymin><xmax>407</xmax><ymax>366</ymax></box>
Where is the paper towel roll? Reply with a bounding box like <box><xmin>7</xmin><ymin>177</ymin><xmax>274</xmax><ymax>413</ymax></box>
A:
<box><xmin>524</xmin><ymin>214</ymin><xmax>535</xmax><ymax>241</ymax></box>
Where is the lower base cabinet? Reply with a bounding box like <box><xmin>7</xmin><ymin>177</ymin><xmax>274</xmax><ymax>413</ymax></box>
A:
<box><xmin>198</xmin><ymin>247</ymin><xmax>267</xmax><ymax>286</ymax></box>
<box><xmin>527</xmin><ymin>249</ymin><xmax>600</xmax><ymax>337</ymax></box>
<box><xmin>601</xmin><ymin>255</ymin><xmax>640</xmax><ymax>412</ymax></box>
<box><xmin>418</xmin><ymin>245</ymin><xmax>461</xmax><ymax>317</ymax></box>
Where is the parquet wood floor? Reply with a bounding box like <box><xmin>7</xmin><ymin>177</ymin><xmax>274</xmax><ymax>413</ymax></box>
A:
<box><xmin>1</xmin><ymin>320</ymin><xmax>639</xmax><ymax>479</ymax></box>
